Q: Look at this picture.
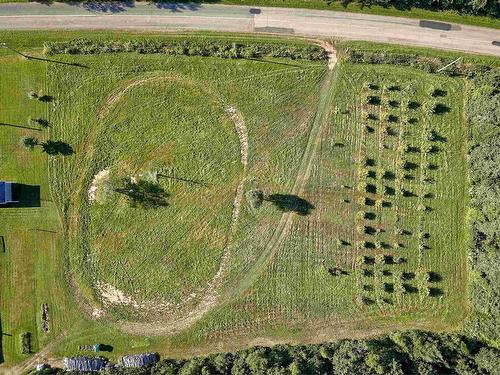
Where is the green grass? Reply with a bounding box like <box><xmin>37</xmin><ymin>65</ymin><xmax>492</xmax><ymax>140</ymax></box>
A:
<box><xmin>170</xmin><ymin>62</ymin><xmax>470</xmax><ymax>347</ymax></box>
<box><xmin>0</xmin><ymin>0</ymin><xmax>498</xmax><ymax>29</ymax></box>
<box><xmin>0</xmin><ymin>32</ymin><xmax>482</xmax><ymax>369</ymax></box>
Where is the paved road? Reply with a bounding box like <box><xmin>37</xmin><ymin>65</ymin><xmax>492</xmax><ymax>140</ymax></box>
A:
<box><xmin>0</xmin><ymin>2</ymin><xmax>499</xmax><ymax>56</ymax></box>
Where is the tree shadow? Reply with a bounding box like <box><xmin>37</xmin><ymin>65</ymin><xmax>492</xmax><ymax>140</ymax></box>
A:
<box><xmin>150</xmin><ymin>0</ymin><xmax>210</xmax><ymax>11</ymax></box>
<box><xmin>41</xmin><ymin>140</ymin><xmax>74</xmax><ymax>156</ymax></box>
<box><xmin>384</xmin><ymin>283</ymin><xmax>394</xmax><ymax>293</ymax></box>
<box><xmin>428</xmin><ymin>130</ymin><xmax>447</xmax><ymax>143</ymax></box>
<box><xmin>403</xmin><ymin>284</ymin><xmax>418</xmax><ymax>294</ymax></box>
<box><xmin>38</xmin><ymin>95</ymin><xmax>54</xmax><ymax>103</ymax></box>
<box><xmin>116</xmin><ymin>180</ymin><xmax>169</xmax><ymax>209</ymax></box>
<box><xmin>429</xmin><ymin>287</ymin><xmax>444</xmax><ymax>297</ymax></box>
<box><xmin>157</xmin><ymin>173</ymin><xmax>208</xmax><ymax>187</ymax></box>
<box><xmin>403</xmin><ymin>161</ymin><xmax>418</xmax><ymax>170</ymax></box>
<box><xmin>0</xmin><ymin>122</ymin><xmax>42</xmax><ymax>131</ymax></box>
<box><xmin>79</xmin><ymin>0</ymin><xmax>135</xmax><ymax>13</ymax></box>
<box><xmin>2</xmin><ymin>184</ymin><xmax>41</xmax><ymax>208</ymax></box>
<box><xmin>265</xmin><ymin>194</ymin><xmax>314</xmax><ymax>216</ymax></box>
<box><xmin>25</xmin><ymin>54</ymin><xmax>89</xmax><ymax>68</ymax></box>
<box><xmin>402</xmin><ymin>272</ymin><xmax>415</xmax><ymax>281</ymax></box>
<box><xmin>367</xmin><ymin>96</ymin><xmax>381</xmax><ymax>105</ymax></box>
<box><xmin>328</xmin><ymin>267</ymin><xmax>348</xmax><ymax>276</ymax></box>
<box><xmin>364</xmin><ymin>212</ymin><xmax>376</xmax><ymax>220</ymax></box>
<box><xmin>433</xmin><ymin>103</ymin><xmax>451</xmax><ymax>115</ymax></box>
<box><xmin>99</xmin><ymin>344</ymin><xmax>113</xmax><ymax>352</ymax></box>
<box><xmin>432</xmin><ymin>88</ymin><xmax>447</xmax><ymax>97</ymax></box>
<box><xmin>428</xmin><ymin>271</ymin><xmax>442</xmax><ymax>283</ymax></box>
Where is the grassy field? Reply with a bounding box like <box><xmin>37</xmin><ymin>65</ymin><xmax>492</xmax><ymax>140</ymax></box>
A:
<box><xmin>0</xmin><ymin>32</ymin><xmax>478</xmax><ymax>369</ymax></box>
<box><xmin>170</xmin><ymin>61</ymin><xmax>470</xmax><ymax>348</ymax></box>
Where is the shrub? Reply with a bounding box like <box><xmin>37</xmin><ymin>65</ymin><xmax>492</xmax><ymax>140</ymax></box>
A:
<box><xmin>27</xmin><ymin>90</ymin><xmax>38</xmax><ymax>99</ymax></box>
<box><xmin>246</xmin><ymin>189</ymin><xmax>264</xmax><ymax>210</ymax></box>
<box><xmin>20</xmin><ymin>136</ymin><xmax>38</xmax><ymax>149</ymax></box>
<box><xmin>20</xmin><ymin>332</ymin><xmax>31</xmax><ymax>354</ymax></box>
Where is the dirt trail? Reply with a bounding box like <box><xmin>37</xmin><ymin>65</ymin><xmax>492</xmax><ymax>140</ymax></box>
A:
<box><xmin>9</xmin><ymin>334</ymin><xmax>66</xmax><ymax>375</ymax></box>
<box><xmin>227</xmin><ymin>42</ymin><xmax>338</xmax><ymax>300</ymax></box>
<box><xmin>319</xmin><ymin>41</ymin><xmax>337</xmax><ymax>71</ymax></box>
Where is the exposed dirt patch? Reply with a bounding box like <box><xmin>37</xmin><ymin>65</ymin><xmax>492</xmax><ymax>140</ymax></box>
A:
<box><xmin>226</xmin><ymin>107</ymin><xmax>248</xmax><ymax>171</ymax></box>
<box><xmin>87</xmin><ymin>168</ymin><xmax>110</xmax><ymax>203</ymax></box>
<box><xmin>322</xmin><ymin>42</ymin><xmax>338</xmax><ymax>71</ymax></box>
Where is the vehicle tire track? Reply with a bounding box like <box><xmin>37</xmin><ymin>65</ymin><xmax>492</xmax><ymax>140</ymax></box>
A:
<box><xmin>226</xmin><ymin>42</ymin><xmax>338</xmax><ymax>300</ymax></box>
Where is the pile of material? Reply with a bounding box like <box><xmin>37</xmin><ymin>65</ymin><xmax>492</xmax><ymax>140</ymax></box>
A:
<box><xmin>63</xmin><ymin>356</ymin><xmax>108</xmax><ymax>372</ymax></box>
<box><xmin>120</xmin><ymin>352</ymin><xmax>160</xmax><ymax>368</ymax></box>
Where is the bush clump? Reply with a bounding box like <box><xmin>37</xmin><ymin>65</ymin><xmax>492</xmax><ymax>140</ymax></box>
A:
<box><xmin>20</xmin><ymin>332</ymin><xmax>31</xmax><ymax>354</ymax></box>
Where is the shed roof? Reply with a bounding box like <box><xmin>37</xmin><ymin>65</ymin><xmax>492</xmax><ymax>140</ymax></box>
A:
<box><xmin>63</xmin><ymin>356</ymin><xmax>108</xmax><ymax>372</ymax></box>
<box><xmin>120</xmin><ymin>352</ymin><xmax>159</xmax><ymax>368</ymax></box>
<box><xmin>0</xmin><ymin>182</ymin><xmax>14</xmax><ymax>204</ymax></box>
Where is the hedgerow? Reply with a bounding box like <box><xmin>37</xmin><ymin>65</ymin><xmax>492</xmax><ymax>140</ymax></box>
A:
<box><xmin>43</xmin><ymin>38</ymin><xmax>328</xmax><ymax>61</ymax></box>
<box><xmin>341</xmin><ymin>49</ymin><xmax>490</xmax><ymax>77</ymax></box>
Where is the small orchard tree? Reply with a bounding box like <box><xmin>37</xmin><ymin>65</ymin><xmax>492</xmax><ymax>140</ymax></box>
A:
<box><xmin>27</xmin><ymin>90</ymin><xmax>38</xmax><ymax>100</ymax></box>
<box><xmin>115</xmin><ymin>179</ymin><xmax>169</xmax><ymax>209</ymax></box>
<box><xmin>245</xmin><ymin>189</ymin><xmax>264</xmax><ymax>210</ymax></box>
<box><xmin>20</xmin><ymin>136</ymin><xmax>38</xmax><ymax>150</ymax></box>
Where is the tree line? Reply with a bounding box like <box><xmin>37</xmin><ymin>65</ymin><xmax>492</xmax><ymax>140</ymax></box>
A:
<box><xmin>336</xmin><ymin>0</ymin><xmax>499</xmax><ymax>18</ymax></box>
<box><xmin>466</xmin><ymin>67</ymin><xmax>500</xmax><ymax>344</ymax></box>
<box><xmin>32</xmin><ymin>330</ymin><xmax>500</xmax><ymax>374</ymax></box>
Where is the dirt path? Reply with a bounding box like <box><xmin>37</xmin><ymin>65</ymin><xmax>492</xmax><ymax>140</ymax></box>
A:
<box><xmin>318</xmin><ymin>40</ymin><xmax>337</xmax><ymax>71</ymax></box>
<box><xmin>9</xmin><ymin>333</ymin><xmax>66</xmax><ymax>375</ymax></box>
<box><xmin>227</xmin><ymin>42</ymin><xmax>338</xmax><ymax>300</ymax></box>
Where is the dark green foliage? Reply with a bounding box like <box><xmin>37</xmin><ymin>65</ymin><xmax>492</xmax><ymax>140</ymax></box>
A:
<box><xmin>20</xmin><ymin>332</ymin><xmax>31</xmax><ymax>354</ymax></box>
<box><xmin>246</xmin><ymin>189</ymin><xmax>264</xmax><ymax>210</ymax></box>
<box><xmin>474</xmin><ymin>347</ymin><xmax>500</xmax><ymax>375</ymax></box>
<box><xmin>41</xmin><ymin>140</ymin><xmax>74</xmax><ymax>156</ymax></box>
<box><xmin>466</xmin><ymin>68</ymin><xmax>500</xmax><ymax>344</ymax></box>
<box><xmin>43</xmin><ymin>39</ymin><xmax>328</xmax><ymax>61</ymax></box>
<box><xmin>335</xmin><ymin>0</ymin><xmax>499</xmax><ymax>17</ymax></box>
<box><xmin>20</xmin><ymin>136</ymin><xmax>38</xmax><ymax>149</ymax></box>
<box><xmin>31</xmin><ymin>332</ymin><xmax>487</xmax><ymax>374</ymax></box>
<box><xmin>115</xmin><ymin>179</ymin><xmax>169</xmax><ymax>209</ymax></box>
<box><xmin>342</xmin><ymin>49</ymin><xmax>490</xmax><ymax>77</ymax></box>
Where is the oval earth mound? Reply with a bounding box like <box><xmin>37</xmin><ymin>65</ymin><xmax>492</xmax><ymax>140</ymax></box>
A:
<box><xmin>80</xmin><ymin>79</ymin><xmax>242</xmax><ymax>320</ymax></box>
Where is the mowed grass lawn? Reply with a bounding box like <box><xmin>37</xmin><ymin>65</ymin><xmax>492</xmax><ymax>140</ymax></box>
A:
<box><xmin>0</xmin><ymin>34</ymin><xmax>471</xmax><ymax>366</ymax></box>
